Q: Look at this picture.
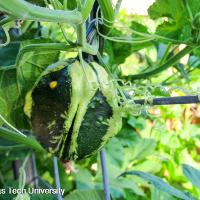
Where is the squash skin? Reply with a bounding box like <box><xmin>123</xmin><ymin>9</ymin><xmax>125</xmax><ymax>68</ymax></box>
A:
<box><xmin>31</xmin><ymin>67</ymin><xmax>72</xmax><ymax>155</ymax></box>
<box><xmin>30</xmin><ymin>60</ymin><xmax>122</xmax><ymax>160</ymax></box>
<box><xmin>75</xmin><ymin>90</ymin><xmax>113</xmax><ymax>160</ymax></box>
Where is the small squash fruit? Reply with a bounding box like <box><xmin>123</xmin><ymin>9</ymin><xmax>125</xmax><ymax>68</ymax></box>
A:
<box><xmin>28</xmin><ymin>60</ymin><xmax>122</xmax><ymax>160</ymax></box>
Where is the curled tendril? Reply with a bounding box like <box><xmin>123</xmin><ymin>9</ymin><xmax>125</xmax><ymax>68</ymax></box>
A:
<box><xmin>109</xmin><ymin>78</ymin><xmax>200</xmax><ymax>116</ymax></box>
<box><xmin>0</xmin><ymin>26</ymin><xmax>10</xmax><ymax>47</ymax></box>
<box><xmin>89</xmin><ymin>6</ymin><xmax>191</xmax><ymax>45</ymax></box>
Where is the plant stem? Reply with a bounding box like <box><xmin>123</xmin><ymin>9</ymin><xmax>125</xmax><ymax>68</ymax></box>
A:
<box><xmin>76</xmin><ymin>23</ymin><xmax>98</xmax><ymax>55</ymax></box>
<box><xmin>97</xmin><ymin>0</ymin><xmax>114</xmax><ymax>33</ymax></box>
<box><xmin>77</xmin><ymin>23</ymin><xmax>87</xmax><ymax>46</ymax></box>
<box><xmin>125</xmin><ymin>46</ymin><xmax>194</xmax><ymax>80</ymax></box>
<box><xmin>63</xmin><ymin>0</ymin><xmax>68</xmax><ymax>10</ymax></box>
<box><xmin>183</xmin><ymin>0</ymin><xmax>193</xmax><ymax>22</ymax></box>
<box><xmin>76</xmin><ymin>0</ymin><xmax>82</xmax><ymax>11</ymax></box>
<box><xmin>0</xmin><ymin>0</ymin><xmax>82</xmax><ymax>24</ymax></box>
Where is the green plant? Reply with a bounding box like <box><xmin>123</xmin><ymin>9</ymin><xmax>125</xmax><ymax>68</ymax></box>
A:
<box><xmin>0</xmin><ymin>0</ymin><xmax>200</xmax><ymax>200</ymax></box>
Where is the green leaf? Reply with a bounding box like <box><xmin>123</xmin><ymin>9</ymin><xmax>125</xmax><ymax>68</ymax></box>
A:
<box><xmin>175</xmin><ymin>63</ymin><xmax>190</xmax><ymax>82</ymax></box>
<box><xmin>64</xmin><ymin>189</ymin><xmax>104</xmax><ymax>200</ymax></box>
<box><xmin>27</xmin><ymin>0</ymin><xmax>45</xmax><ymax>6</ymax></box>
<box><xmin>131</xmin><ymin>138</ymin><xmax>156</xmax><ymax>161</ymax></box>
<box><xmin>0</xmin><ymin>69</ymin><xmax>19</xmax><ymax>122</ymax></box>
<box><xmin>182</xmin><ymin>164</ymin><xmax>200</xmax><ymax>189</ymax></box>
<box><xmin>131</xmin><ymin>21</ymin><xmax>149</xmax><ymax>36</ymax></box>
<box><xmin>130</xmin><ymin>21</ymin><xmax>153</xmax><ymax>50</ymax></box>
<box><xmin>17</xmin><ymin>39</ymin><xmax>60</xmax><ymax>93</ymax></box>
<box><xmin>148</xmin><ymin>0</ymin><xmax>200</xmax><ymax>41</ymax></box>
<box><xmin>58</xmin><ymin>0</ymin><xmax>77</xmax><ymax>10</ymax></box>
<box><xmin>0</xmin><ymin>70</ymin><xmax>18</xmax><ymax>106</ymax></box>
<box><xmin>105</xmin><ymin>137</ymin><xmax>125</xmax><ymax>166</ymax></box>
<box><xmin>127</xmin><ymin>116</ymin><xmax>146</xmax><ymax>130</ymax></box>
<box><xmin>0</xmin><ymin>126</ymin><xmax>43</xmax><ymax>151</ymax></box>
<box><xmin>148</xmin><ymin>0</ymin><xmax>186</xmax><ymax>39</ymax></box>
<box><xmin>120</xmin><ymin>171</ymin><xmax>196</xmax><ymax>200</ymax></box>
<box><xmin>30</xmin><ymin>194</ymin><xmax>57</xmax><ymax>200</ymax></box>
<box><xmin>74</xmin><ymin>167</ymin><xmax>95</xmax><ymax>189</ymax></box>
<box><xmin>14</xmin><ymin>193</ymin><xmax>30</xmax><ymax>200</ymax></box>
<box><xmin>188</xmin><ymin>55</ymin><xmax>200</xmax><ymax>69</ymax></box>
<box><xmin>105</xmin><ymin>22</ymin><xmax>152</xmax><ymax>66</ymax></box>
<box><xmin>114</xmin><ymin>177</ymin><xmax>145</xmax><ymax>197</ymax></box>
<box><xmin>0</xmin><ymin>43</ymin><xmax>19</xmax><ymax>122</ymax></box>
<box><xmin>0</xmin><ymin>42</ymin><xmax>30</xmax><ymax>129</ymax></box>
<box><xmin>0</xmin><ymin>68</ymin><xmax>29</xmax><ymax>129</ymax></box>
<box><xmin>104</xmin><ymin>29</ymin><xmax>133</xmax><ymax>65</ymax></box>
<box><xmin>133</xmin><ymin>160</ymin><xmax>162</xmax><ymax>174</ymax></box>
<box><xmin>116</xmin><ymin>125</ymin><xmax>138</xmax><ymax>148</ymax></box>
<box><xmin>0</xmin><ymin>42</ymin><xmax>20</xmax><ymax>67</ymax></box>
<box><xmin>0</xmin><ymin>138</ymin><xmax>26</xmax><ymax>150</ymax></box>
<box><xmin>151</xmin><ymin>187</ymin><xmax>176</xmax><ymax>200</ymax></box>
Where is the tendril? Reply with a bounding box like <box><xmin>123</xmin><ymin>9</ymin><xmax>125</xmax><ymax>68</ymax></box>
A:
<box><xmin>0</xmin><ymin>26</ymin><xmax>10</xmax><ymax>47</ymax></box>
<box><xmin>108</xmin><ymin>78</ymin><xmax>200</xmax><ymax>116</ymax></box>
<box><xmin>91</xmin><ymin>6</ymin><xmax>194</xmax><ymax>45</ymax></box>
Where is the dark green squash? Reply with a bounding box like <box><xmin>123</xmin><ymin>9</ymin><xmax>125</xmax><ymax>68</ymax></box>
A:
<box><xmin>28</xmin><ymin>60</ymin><xmax>122</xmax><ymax>160</ymax></box>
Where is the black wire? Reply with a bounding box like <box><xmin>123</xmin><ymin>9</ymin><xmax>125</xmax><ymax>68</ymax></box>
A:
<box><xmin>134</xmin><ymin>95</ymin><xmax>199</xmax><ymax>105</ymax></box>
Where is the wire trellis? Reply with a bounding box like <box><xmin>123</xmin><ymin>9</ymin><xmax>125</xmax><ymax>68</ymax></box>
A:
<box><xmin>53</xmin><ymin>157</ymin><xmax>62</xmax><ymax>200</ymax></box>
